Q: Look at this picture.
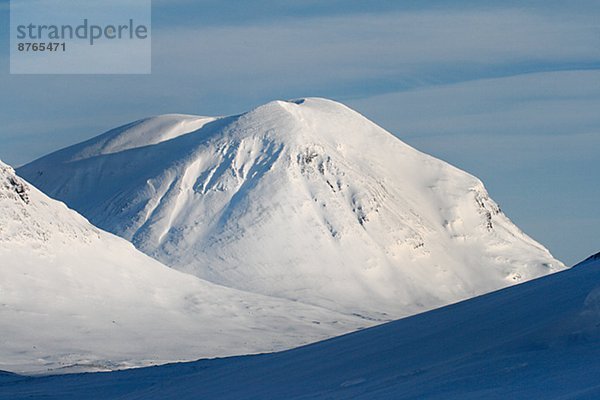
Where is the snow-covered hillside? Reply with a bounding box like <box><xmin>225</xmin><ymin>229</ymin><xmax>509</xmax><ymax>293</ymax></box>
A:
<box><xmin>18</xmin><ymin>98</ymin><xmax>565</xmax><ymax>320</ymax></box>
<box><xmin>3</xmin><ymin>253</ymin><xmax>597</xmax><ymax>399</ymax></box>
<box><xmin>0</xmin><ymin>161</ymin><xmax>366</xmax><ymax>374</ymax></box>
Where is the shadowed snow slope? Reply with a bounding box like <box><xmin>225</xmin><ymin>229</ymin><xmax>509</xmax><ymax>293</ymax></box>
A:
<box><xmin>2</xmin><ymin>253</ymin><xmax>598</xmax><ymax>399</ymax></box>
<box><xmin>19</xmin><ymin>98</ymin><xmax>565</xmax><ymax>319</ymax></box>
<box><xmin>0</xmin><ymin>161</ymin><xmax>366</xmax><ymax>374</ymax></box>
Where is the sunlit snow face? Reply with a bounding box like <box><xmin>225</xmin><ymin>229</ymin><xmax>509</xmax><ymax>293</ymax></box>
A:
<box><xmin>15</xmin><ymin>98</ymin><xmax>565</xmax><ymax>324</ymax></box>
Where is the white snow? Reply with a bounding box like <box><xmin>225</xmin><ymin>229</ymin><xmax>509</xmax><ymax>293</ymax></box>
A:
<box><xmin>18</xmin><ymin>98</ymin><xmax>565</xmax><ymax>320</ymax></box>
<box><xmin>0</xmin><ymin>161</ymin><xmax>367</xmax><ymax>374</ymax></box>
<box><xmin>54</xmin><ymin>114</ymin><xmax>216</xmax><ymax>161</ymax></box>
<box><xmin>2</xmin><ymin>253</ymin><xmax>598</xmax><ymax>399</ymax></box>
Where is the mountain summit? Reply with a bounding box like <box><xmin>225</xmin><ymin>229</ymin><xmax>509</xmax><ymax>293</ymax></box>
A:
<box><xmin>19</xmin><ymin>98</ymin><xmax>565</xmax><ymax>319</ymax></box>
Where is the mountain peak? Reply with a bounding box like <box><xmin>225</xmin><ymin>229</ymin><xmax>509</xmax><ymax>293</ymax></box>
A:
<box><xmin>18</xmin><ymin>99</ymin><xmax>565</xmax><ymax>320</ymax></box>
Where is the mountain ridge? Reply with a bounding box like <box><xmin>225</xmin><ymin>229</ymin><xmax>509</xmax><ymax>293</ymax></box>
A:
<box><xmin>0</xmin><ymin>160</ymin><xmax>366</xmax><ymax>374</ymax></box>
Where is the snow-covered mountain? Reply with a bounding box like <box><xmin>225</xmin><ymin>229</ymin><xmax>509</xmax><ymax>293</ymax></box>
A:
<box><xmin>18</xmin><ymin>98</ymin><xmax>565</xmax><ymax>320</ymax></box>
<box><xmin>0</xmin><ymin>161</ymin><xmax>365</xmax><ymax>374</ymax></box>
<box><xmin>3</xmin><ymin>253</ymin><xmax>598</xmax><ymax>399</ymax></box>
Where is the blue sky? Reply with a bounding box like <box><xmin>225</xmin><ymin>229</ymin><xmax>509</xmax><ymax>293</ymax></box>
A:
<box><xmin>0</xmin><ymin>0</ymin><xmax>598</xmax><ymax>265</ymax></box>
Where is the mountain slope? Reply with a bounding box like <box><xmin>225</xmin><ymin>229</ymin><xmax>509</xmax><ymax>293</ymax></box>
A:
<box><xmin>3</xmin><ymin>253</ymin><xmax>597</xmax><ymax>399</ymax></box>
<box><xmin>0</xmin><ymin>161</ymin><xmax>365</xmax><ymax>374</ymax></box>
<box><xmin>18</xmin><ymin>98</ymin><xmax>565</xmax><ymax>319</ymax></box>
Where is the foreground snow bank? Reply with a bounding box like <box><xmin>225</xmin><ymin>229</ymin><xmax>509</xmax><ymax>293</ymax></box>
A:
<box><xmin>2</xmin><ymin>253</ymin><xmax>596</xmax><ymax>399</ymax></box>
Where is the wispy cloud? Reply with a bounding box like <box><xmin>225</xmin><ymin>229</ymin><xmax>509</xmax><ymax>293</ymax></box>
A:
<box><xmin>151</xmin><ymin>9</ymin><xmax>599</xmax><ymax>96</ymax></box>
<box><xmin>349</xmin><ymin>70</ymin><xmax>600</xmax><ymax>139</ymax></box>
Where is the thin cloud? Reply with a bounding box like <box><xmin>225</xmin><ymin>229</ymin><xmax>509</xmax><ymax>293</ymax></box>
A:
<box><xmin>151</xmin><ymin>9</ymin><xmax>599</xmax><ymax>94</ymax></box>
<box><xmin>348</xmin><ymin>70</ymin><xmax>600</xmax><ymax>139</ymax></box>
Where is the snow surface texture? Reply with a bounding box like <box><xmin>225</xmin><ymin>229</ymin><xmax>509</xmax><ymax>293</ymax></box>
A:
<box><xmin>18</xmin><ymin>98</ymin><xmax>565</xmax><ymax>320</ymax></box>
<box><xmin>2</xmin><ymin>253</ymin><xmax>598</xmax><ymax>399</ymax></box>
<box><xmin>0</xmin><ymin>161</ymin><xmax>366</xmax><ymax>374</ymax></box>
